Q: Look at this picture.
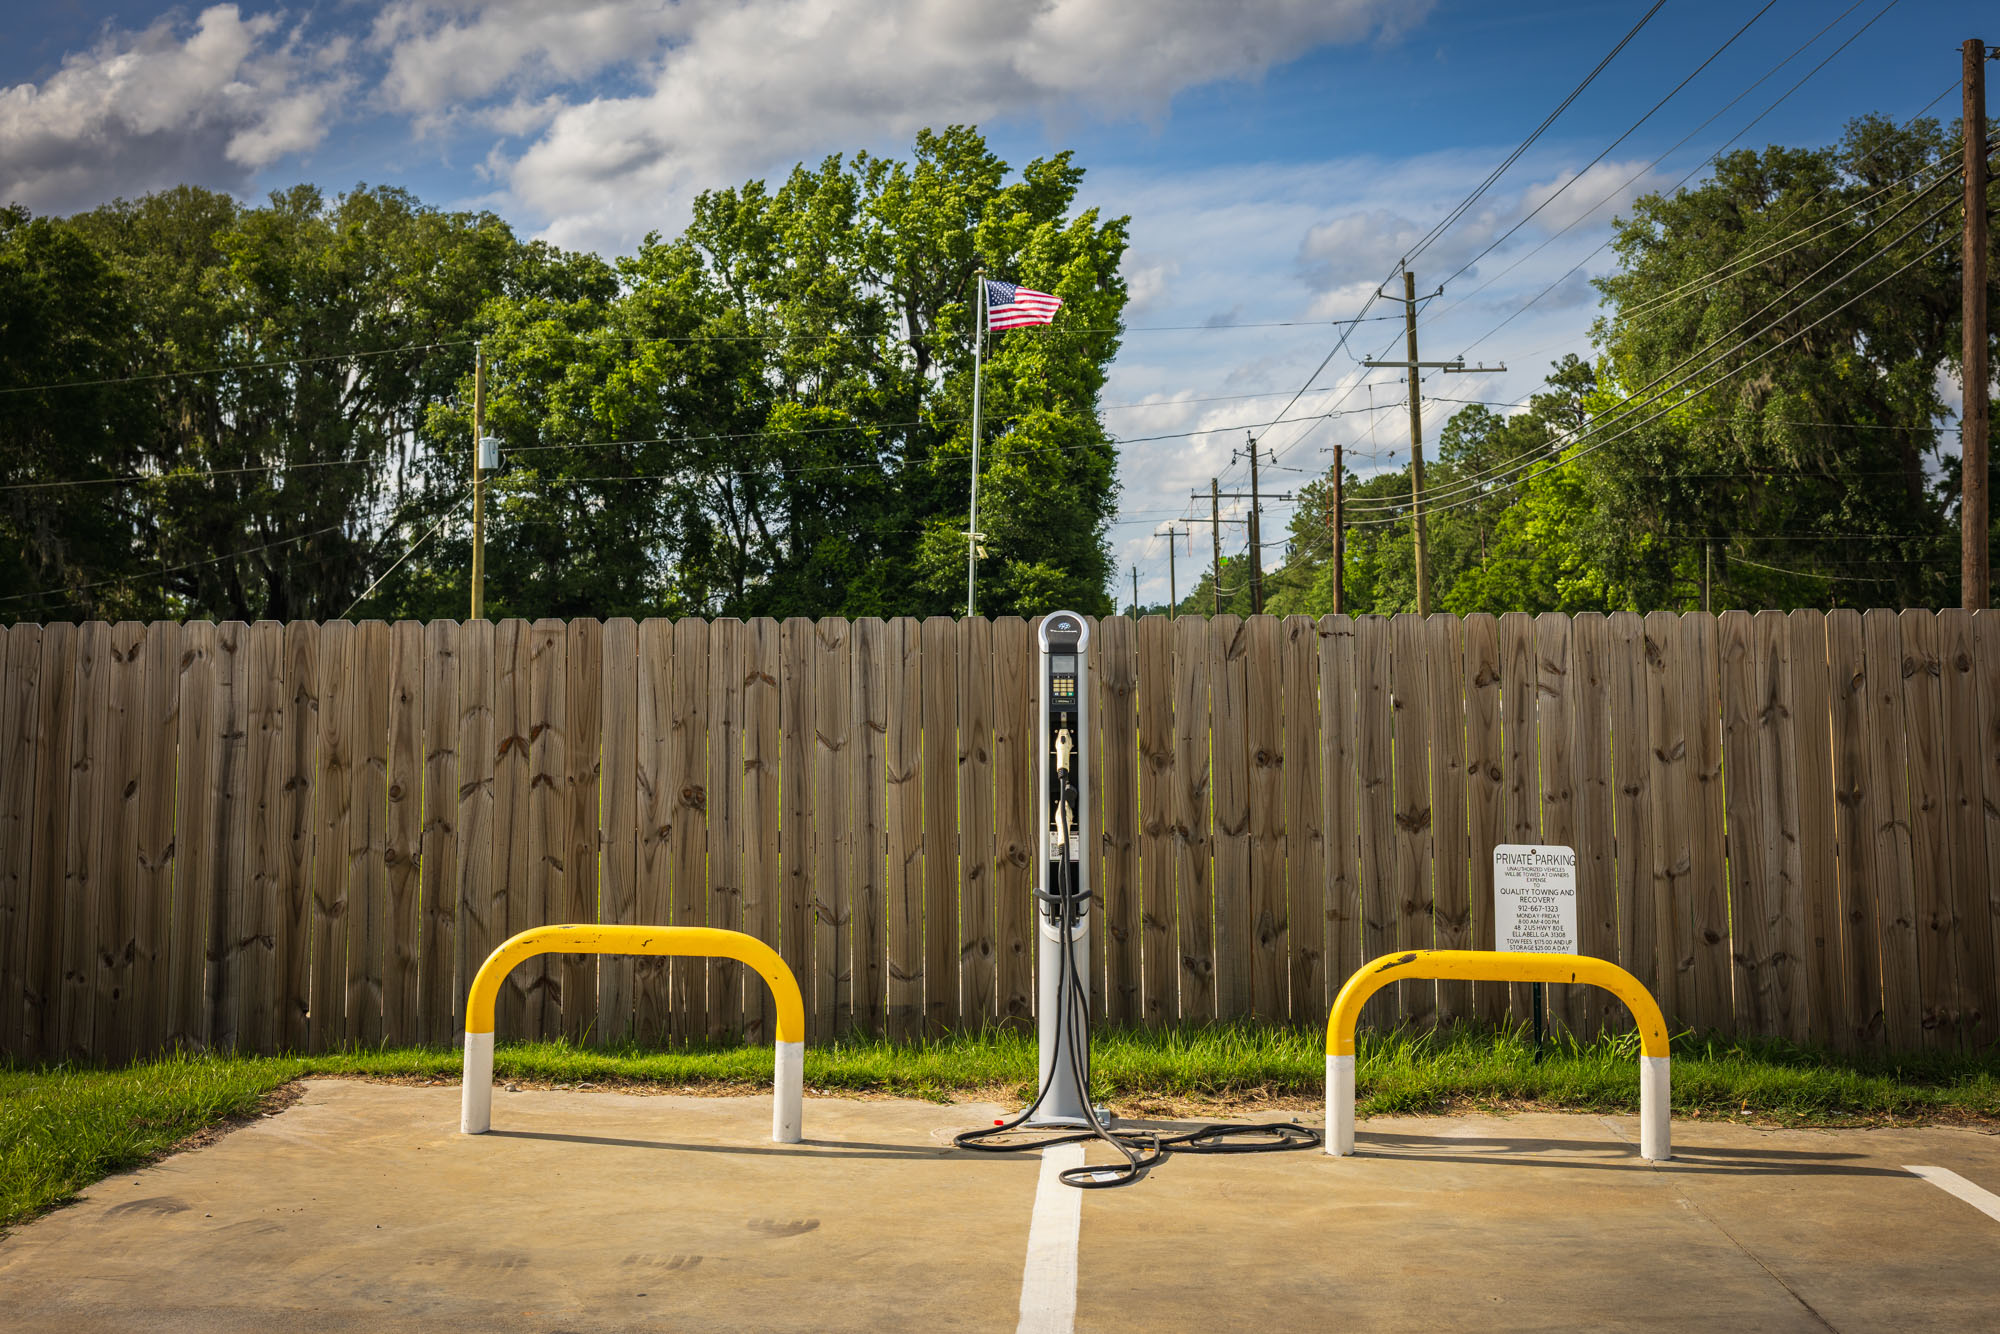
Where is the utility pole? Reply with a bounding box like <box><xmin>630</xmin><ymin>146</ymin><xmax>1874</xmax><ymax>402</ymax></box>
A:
<box><xmin>1197</xmin><ymin>480</ymin><xmax>1296</xmax><ymax>617</ymax></box>
<box><xmin>1157</xmin><ymin>525</ymin><xmax>1180</xmax><ymax>619</ymax></box>
<box><xmin>1211</xmin><ymin>478</ymin><xmax>1223</xmax><ymax>616</ymax></box>
<box><xmin>1131</xmin><ymin>565</ymin><xmax>1140</xmax><ymax>617</ymax></box>
<box><xmin>1242</xmin><ymin>434</ymin><xmax>1266</xmax><ymax>613</ymax></box>
<box><xmin>1964</xmin><ymin>37</ymin><xmax>1991</xmax><ymax>610</ymax></box>
<box><xmin>1363</xmin><ymin>270</ymin><xmax>1504</xmax><ymax>615</ymax></box>
<box><xmin>1326</xmin><ymin>444</ymin><xmax>1345</xmax><ymax>614</ymax></box>
<box><xmin>470</xmin><ymin>341</ymin><xmax>486</xmax><ymax>621</ymax></box>
<box><xmin>1177</xmin><ymin>498</ymin><xmax>1248</xmax><ymax>616</ymax></box>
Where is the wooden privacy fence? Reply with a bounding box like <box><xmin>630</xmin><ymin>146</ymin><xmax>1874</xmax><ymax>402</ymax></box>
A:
<box><xmin>1</xmin><ymin>610</ymin><xmax>1997</xmax><ymax>1065</ymax></box>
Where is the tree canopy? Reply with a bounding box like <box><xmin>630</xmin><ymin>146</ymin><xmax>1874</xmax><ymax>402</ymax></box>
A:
<box><xmin>0</xmin><ymin>127</ymin><xmax>1128</xmax><ymax>623</ymax></box>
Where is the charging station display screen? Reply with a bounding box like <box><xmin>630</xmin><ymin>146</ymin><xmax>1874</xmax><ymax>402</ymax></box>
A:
<box><xmin>1051</xmin><ymin>655</ymin><xmax>1075</xmax><ymax>673</ymax></box>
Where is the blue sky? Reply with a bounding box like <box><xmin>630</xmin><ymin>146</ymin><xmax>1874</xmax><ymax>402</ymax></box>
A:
<box><xmin>1</xmin><ymin>0</ymin><xmax>1978</xmax><ymax>603</ymax></box>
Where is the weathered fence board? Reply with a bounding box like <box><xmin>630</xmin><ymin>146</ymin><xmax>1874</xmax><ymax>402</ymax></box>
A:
<box><xmin>5</xmin><ymin>609</ymin><xmax>1996</xmax><ymax>1065</ymax></box>
<box><xmin>1283</xmin><ymin>615</ymin><xmax>1325</xmax><ymax>1023</ymax></box>
<box><xmin>1391</xmin><ymin>612</ymin><xmax>1434</xmax><ymax>1026</ymax></box>
<box><xmin>1426</xmin><ymin>614</ymin><xmax>1470</xmax><ymax>1023</ymax></box>
<box><xmin>1862</xmin><ymin>608</ymin><xmax>1922</xmax><ymax>1050</ymax></box>
<box><xmin>1462</xmin><ymin>613</ymin><xmax>1505</xmax><ymax>1024</ymax></box>
<box><xmin>811</xmin><ymin>618</ymin><xmax>850</xmax><ymax>1040</ymax></box>
<box><xmin>958</xmin><ymin>616</ymin><xmax>997</xmax><ymax>1026</ymax></box>
<box><xmin>564</xmin><ymin>617</ymin><xmax>604</xmax><ymax>1043</ymax></box>
<box><xmin>1938</xmin><ymin>610</ymin><xmax>1995</xmax><ymax>1047</ymax></box>
<box><xmin>1172</xmin><ymin>613</ymin><xmax>1214</xmax><ymax>1020</ymax></box>
<box><xmin>239</xmin><ymin>621</ymin><xmax>284</xmax><ymax>1055</ymax></box>
<box><xmin>1570</xmin><ymin>613</ymin><xmax>1616</xmax><ymax>1036</ymax></box>
<box><xmin>884</xmin><ymin>617</ymin><xmax>922</xmax><ymax>1042</ymax></box>
<box><xmin>2</xmin><ymin>627</ymin><xmax>44</xmax><ymax>1057</ymax></box>
<box><xmin>94</xmin><ymin>622</ymin><xmax>147</xmax><ymax>1063</ymax></box>
<box><xmin>454</xmin><ymin>619</ymin><xmax>495</xmax><ymax>1048</ymax></box>
<box><xmin>994</xmin><ymin>617</ymin><xmax>1035</xmax><ymax>1029</ymax></box>
<box><xmin>1356</xmin><ymin>615</ymin><xmax>1396</xmax><ymax>1029</ymax></box>
<box><xmin>921</xmin><ymin>616</ymin><xmax>959</xmax><ymax>1036</ymax></box>
<box><xmin>1100</xmin><ymin>615</ymin><xmax>1141</xmax><ymax>1026</ymax></box>
<box><xmin>1138</xmin><ymin>616</ymin><xmax>1176</xmax><ymax>1027</ymax></box>
<box><xmin>1789</xmin><ymin>610</ymin><xmax>1841</xmax><ymax>1049</ymax></box>
<box><xmin>741</xmin><ymin>619</ymin><xmax>782</xmax><ymax>1039</ymax></box>
<box><xmin>848</xmin><ymin>617</ymin><xmax>886</xmax><ymax>1037</ymax></box>
<box><xmin>383</xmin><ymin>621</ymin><xmax>423</xmax><ymax>1048</ymax></box>
<box><xmin>1607</xmin><ymin>612</ymin><xmax>1654</xmax><ymax>1022</ymax></box>
<box><xmin>705</xmin><ymin>618</ymin><xmax>741</xmax><ymax>1042</ymax></box>
<box><xmin>420</xmin><ymin>620</ymin><xmax>459</xmax><ymax>1046</ymax></box>
<box><xmin>668</xmin><ymin>617</ymin><xmax>708</xmax><ymax>1043</ymax></box>
<box><xmin>598</xmin><ymin>618</ymin><xmax>636</xmax><ymax>1044</ymax></box>
<box><xmin>633</xmin><ymin>619</ymin><xmax>673</xmax><ymax>1045</ymax></box>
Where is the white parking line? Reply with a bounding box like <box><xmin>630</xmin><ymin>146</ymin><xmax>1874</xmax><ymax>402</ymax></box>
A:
<box><xmin>1017</xmin><ymin>1143</ymin><xmax>1085</xmax><ymax>1334</ymax></box>
<box><xmin>1905</xmin><ymin>1166</ymin><xmax>2000</xmax><ymax>1223</ymax></box>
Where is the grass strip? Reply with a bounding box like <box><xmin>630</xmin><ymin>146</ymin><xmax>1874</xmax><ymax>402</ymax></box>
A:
<box><xmin>4</xmin><ymin>1024</ymin><xmax>1995</xmax><ymax>1231</ymax></box>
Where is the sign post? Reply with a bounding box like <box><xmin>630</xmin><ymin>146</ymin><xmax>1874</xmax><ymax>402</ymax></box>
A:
<box><xmin>1493</xmin><ymin>844</ymin><xmax>1578</xmax><ymax>1062</ymax></box>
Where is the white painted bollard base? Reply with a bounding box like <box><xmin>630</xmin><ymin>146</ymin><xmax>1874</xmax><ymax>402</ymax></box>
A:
<box><xmin>1640</xmin><ymin>1054</ymin><xmax>1671</xmax><ymax>1161</ymax></box>
<box><xmin>1327</xmin><ymin>1053</ymin><xmax>1355</xmax><ymax>1156</ymax></box>
<box><xmin>773</xmin><ymin>1040</ymin><xmax>804</xmax><ymax>1143</ymax></box>
<box><xmin>460</xmin><ymin>1031</ymin><xmax>495</xmax><ymax>1134</ymax></box>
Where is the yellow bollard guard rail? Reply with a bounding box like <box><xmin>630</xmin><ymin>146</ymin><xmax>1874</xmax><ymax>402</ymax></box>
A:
<box><xmin>459</xmin><ymin>925</ymin><xmax>806</xmax><ymax>1143</ymax></box>
<box><xmin>1326</xmin><ymin>950</ymin><xmax>1671</xmax><ymax>1162</ymax></box>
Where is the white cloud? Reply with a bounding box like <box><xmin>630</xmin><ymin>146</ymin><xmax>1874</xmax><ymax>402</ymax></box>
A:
<box><xmin>0</xmin><ymin>4</ymin><xmax>349</xmax><ymax>213</ymax></box>
<box><xmin>463</xmin><ymin>0</ymin><xmax>1431</xmax><ymax>250</ymax></box>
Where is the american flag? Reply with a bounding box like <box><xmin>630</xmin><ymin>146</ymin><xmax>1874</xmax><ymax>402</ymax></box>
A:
<box><xmin>986</xmin><ymin>279</ymin><xmax>1062</xmax><ymax>330</ymax></box>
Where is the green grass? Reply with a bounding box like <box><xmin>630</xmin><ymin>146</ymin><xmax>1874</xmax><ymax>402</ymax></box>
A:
<box><xmin>4</xmin><ymin>1024</ymin><xmax>1996</xmax><ymax>1232</ymax></box>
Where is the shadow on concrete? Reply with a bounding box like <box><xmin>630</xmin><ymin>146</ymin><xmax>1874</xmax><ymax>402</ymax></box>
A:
<box><xmin>1350</xmin><ymin>1132</ymin><xmax>1904</xmax><ymax>1177</ymax></box>
<box><xmin>483</xmin><ymin>1128</ymin><xmax>1000</xmax><ymax>1162</ymax></box>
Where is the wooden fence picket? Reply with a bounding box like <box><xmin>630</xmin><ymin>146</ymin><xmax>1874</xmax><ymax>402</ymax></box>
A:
<box><xmin>812</xmin><ymin>619</ymin><xmax>851</xmax><ymax>1040</ymax></box>
<box><xmin>994</xmin><ymin>618</ymin><xmax>1036</xmax><ymax>1029</ymax></box>
<box><xmin>1426</xmin><ymin>614</ymin><xmax>1470</xmax><ymax>1023</ymax></box>
<box><xmin>1570</xmin><ymin>613</ymin><xmax>1616</xmax><ymax>1036</ymax></box>
<box><xmin>705</xmin><ymin>619</ymin><xmax>743</xmax><ymax>1041</ymax></box>
<box><xmin>921</xmin><ymin>616</ymin><xmax>960</xmax><ymax>1036</ymax></box>
<box><xmin>1</xmin><ymin>627</ymin><xmax>44</xmax><ymax>1059</ymax></box>
<box><xmin>958</xmin><ymin>616</ymin><xmax>998</xmax><ymax>1027</ymax></box>
<box><xmin>1173</xmin><ymin>613</ymin><xmax>1214</xmax><ymax>1021</ymax></box>
<box><xmin>1100</xmin><ymin>615</ymin><xmax>1142</xmax><ymax>1026</ymax></box>
<box><xmin>238</xmin><ymin>621</ymin><xmax>285</xmax><ymax>1055</ymax></box>
<box><xmin>597</xmin><ymin>617</ymin><xmax>637</xmax><ymax>1045</ymax></box>
<box><xmin>1788</xmin><ymin>611</ymin><xmax>1841</xmax><ymax>1049</ymax></box>
<box><xmin>1824</xmin><ymin>609</ymin><xmax>1884</xmax><ymax>1047</ymax></box>
<box><xmin>848</xmin><ymin>618</ymin><xmax>886</xmax><ymax>1038</ymax></box>
<box><xmin>741</xmin><ymin>619</ymin><xmax>782</xmax><ymax>1039</ymax></box>
<box><xmin>1938</xmin><ymin>610</ymin><xmax>1996</xmax><ymax>1047</ymax></box>
<box><xmin>1461</xmin><ymin>613</ymin><xmax>1505</xmax><ymax>1024</ymax></box>
<box><xmin>564</xmin><ymin>617</ymin><xmax>603</xmax><ymax>1043</ymax></box>
<box><xmin>884</xmin><ymin>617</ymin><xmax>922</xmax><ymax>1041</ymax></box>
<box><xmin>419</xmin><ymin>620</ymin><xmax>459</xmax><ymax>1046</ymax></box>
<box><xmin>383</xmin><ymin>621</ymin><xmax>423</xmax><ymax>1047</ymax></box>
<box><xmin>94</xmin><ymin>623</ymin><xmax>148</xmax><ymax>1063</ymax></box>
<box><xmin>1391</xmin><ymin>612</ymin><xmax>1434</xmax><ymax>1027</ymax></box>
<box><xmin>668</xmin><ymin>617</ymin><xmax>709</xmax><ymax>1043</ymax></box>
<box><xmin>1283</xmin><ymin>615</ymin><xmax>1324</xmax><ymax>1024</ymax></box>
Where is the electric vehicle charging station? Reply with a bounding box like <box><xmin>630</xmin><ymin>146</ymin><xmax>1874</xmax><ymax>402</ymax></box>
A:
<box><xmin>955</xmin><ymin>610</ymin><xmax>1318</xmax><ymax>1186</ymax></box>
<box><xmin>1032</xmin><ymin>611</ymin><xmax>1097</xmax><ymax>1127</ymax></box>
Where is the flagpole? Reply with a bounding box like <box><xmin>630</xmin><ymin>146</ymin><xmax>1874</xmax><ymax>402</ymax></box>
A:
<box><xmin>968</xmin><ymin>266</ymin><xmax>985</xmax><ymax>619</ymax></box>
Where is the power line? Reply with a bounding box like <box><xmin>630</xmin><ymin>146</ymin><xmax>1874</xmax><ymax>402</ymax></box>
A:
<box><xmin>1403</xmin><ymin>0</ymin><xmax>1668</xmax><ymax>270</ymax></box>
<box><xmin>1426</xmin><ymin>0</ymin><xmax>1906</xmax><ymax>353</ymax></box>
<box><xmin>0</xmin><ymin>523</ymin><xmax>350</xmax><ymax>607</ymax></box>
<box><xmin>1432</xmin><ymin>0</ymin><xmax>1780</xmax><ymax>293</ymax></box>
<box><xmin>1350</xmin><ymin>235</ymin><xmax>1947</xmax><ymax>527</ymax></box>
<box><xmin>1348</xmin><ymin>177</ymin><xmax>1961</xmax><ymax>514</ymax></box>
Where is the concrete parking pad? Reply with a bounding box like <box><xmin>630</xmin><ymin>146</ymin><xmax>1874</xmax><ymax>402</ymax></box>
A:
<box><xmin>2</xmin><ymin>1080</ymin><xmax>1997</xmax><ymax>1332</ymax></box>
